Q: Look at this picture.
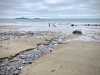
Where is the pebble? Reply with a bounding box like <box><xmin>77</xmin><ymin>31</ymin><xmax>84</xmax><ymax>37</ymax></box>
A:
<box><xmin>0</xmin><ymin>69</ymin><xmax>2</xmax><ymax>74</ymax></box>
<box><xmin>0</xmin><ymin>46</ymin><xmax>2</xmax><ymax>47</ymax></box>
<box><xmin>6</xmin><ymin>66</ymin><xmax>11</xmax><ymax>70</ymax></box>
<box><xmin>19</xmin><ymin>55</ymin><xmax>26</xmax><ymax>59</ymax></box>
<box><xmin>0</xmin><ymin>33</ymin><xmax>68</xmax><ymax>75</ymax></box>
<box><xmin>58</xmin><ymin>39</ymin><xmax>64</xmax><ymax>44</ymax></box>
<box><xmin>13</xmin><ymin>70</ymin><xmax>20</xmax><ymax>75</ymax></box>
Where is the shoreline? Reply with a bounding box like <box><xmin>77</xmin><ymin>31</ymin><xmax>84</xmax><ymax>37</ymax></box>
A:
<box><xmin>0</xmin><ymin>24</ymin><xmax>100</xmax><ymax>75</ymax></box>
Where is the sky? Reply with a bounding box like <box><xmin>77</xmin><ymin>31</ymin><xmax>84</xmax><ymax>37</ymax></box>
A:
<box><xmin>0</xmin><ymin>0</ymin><xmax>100</xmax><ymax>19</ymax></box>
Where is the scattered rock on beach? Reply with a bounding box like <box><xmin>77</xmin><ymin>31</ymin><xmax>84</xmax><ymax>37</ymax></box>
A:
<box><xmin>72</xmin><ymin>30</ymin><xmax>82</xmax><ymax>34</ymax></box>
<box><xmin>71</xmin><ymin>24</ymin><xmax>74</xmax><ymax>26</ymax></box>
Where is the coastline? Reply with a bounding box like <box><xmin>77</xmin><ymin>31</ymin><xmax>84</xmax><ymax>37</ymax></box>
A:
<box><xmin>0</xmin><ymin>24</ymin><xmax>100</xmax><ymax>75</ymax></box>
<box><xmin>0</xmin><ymin>25</ymin><xmax>60</xmax><ymax>58</ymax></box>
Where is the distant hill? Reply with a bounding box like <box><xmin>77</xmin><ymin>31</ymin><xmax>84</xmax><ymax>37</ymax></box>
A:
<box><xmin>15</xmin><ymin>17</ymin><xmax>29</xmax><ymax>19</ymax></box>
<box><xmin>34</xmin><ymin>18</ymin><xmax>40</xmax><ymax>19</ymax></box>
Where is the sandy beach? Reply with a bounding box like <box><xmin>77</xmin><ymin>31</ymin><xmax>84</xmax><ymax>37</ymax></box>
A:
<box><xmin>20</xmin><ymin>41</ymin><xmax>100</xmax><ymax>75</ymax></box>
<box><xmin>0</xmin><ymin>0</ymin><xmax>100</xmax><ymax>74</ymax></box>
<box><xmin>0</xmin><ymin>24</ymin><xmax>100</xmax><ymax>75</ymax></box>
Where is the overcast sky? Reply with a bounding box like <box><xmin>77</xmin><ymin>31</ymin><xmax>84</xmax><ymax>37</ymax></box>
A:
<box><xmin>0</xmin><ymin>0</ymin><xmax>100</xmax><ymax>19</ymax></box>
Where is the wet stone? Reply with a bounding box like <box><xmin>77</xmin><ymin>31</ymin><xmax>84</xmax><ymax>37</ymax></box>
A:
<box><xmin>0</xmin><ymin>34</ymin><xmax>66</xmax><ymax>75</ymax></box>
<box><xmin>37</xmin><ymin>45</ymin><xmax>46</xmax><ymax>50</ymax></box>
<box><xmin>19</xmin><ymin>55</ymin><xmax>26</xmax><ymax>59</ymax></box>
<box><xmin>18</xmin><ymin>67</ymin><xmax>22</xmax><ymax>70</ymax></box>
<box><xmin>6</xmin><ymin>66</ymin><xmax>11</xmax><ymax>70</ymax></box>
<box><xmin>13</xmin><ymin>70</ymin><xmax>20</xmax><ymax>75</ymax></box>
<box><xmin>58</xmin><ymin>39</ymin><xmax>63</xmax><ymax>44</ymax></box>
<box><xmin>0</xmin><ymin>64</ymin><xmax>5</xmax><ymax>67</ymax></box>
<box><xmin>0</xmin><ymin>69</ymin><xmax>3</xmax><ymax>75</ymax></box>
<box><xmin>50</xmin><ymin>40</ymin><xmax>57</xmax><ymax>45</ymax></box>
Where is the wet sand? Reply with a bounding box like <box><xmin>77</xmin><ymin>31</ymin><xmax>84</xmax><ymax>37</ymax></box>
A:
<box><xmin>0</xmin><ymin>26</ymin><xmax>60</xmax><ymax>58</ymax></box>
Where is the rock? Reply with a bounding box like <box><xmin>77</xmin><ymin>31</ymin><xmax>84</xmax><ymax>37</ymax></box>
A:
<box><xmin>22</xmin><ymin>60</ymin><xmax>27</xmax><ymax>64</ymax></box>
<box><xmin>19</xmin><ymin>55</ymin><xmax>26</xmax><ymax>59</ymax></box>
<box><xmin>0</xmin><ymin>39</ymin><xmax>3</xmax><ymax>41</ymax></box>
<box><xmin>0</xmin><ymin>46</ymin><xmax>2</xmax><ymax>47</ymax></box>
<box><xmin>0</xmin><ymin>33</ymin><xmax>68</xmax><ymax>75</ymax></box>
<box><xmin>6</xmin><ymin>66</ymin><xmax>11</xmax><ymax>70</ymax></box>
<box><xmin>50</xmin><ymin>40</ymin><xmax>57</xmax><ymax>45</ymax></box>
<box><xmin>0</xmin><ymin>64</ymin><xmax>5</xmax><ymax>66</ymax></box>
<box><xmin>18</xmin><ymin>67</ymin><xmax>22</xmax><ymax>70</ymax></box>
<box><xmin>37</xmin><ymin>45</ymin><xmax>45</xmax><ymax>50</ymax></box>
<box><xmin>45</xmin><ymin>38</ymin><xmax>50</xmax><ymax>41</ymax></box>
<box><xmin>47</xmin><ymin>47</ymin><xmax>53</xmax><ymax>50</ymax></box>
<box><xmin>10</xmin><ymin>58</ymin><xmax>19</xmax><ymax>62</ymax></box>
<box><xmin>51</xmin><ymin>70</ymin><xmax>55</xmax><ymax>72</ymax></box>
<box><xmin>13</xmin><ymin>70</ymin><xmax>20</xmax><ymax>75</ymax></box>
<box><xmin>71</xmin><ymin>24</ymin><xmax>74</xmax><ymax>26</ymax></box>
<box><xmin>2</xmin><ymin>37</ymin><xmax>10</xmax><ymax>40</ymax></box>
<box><xmin>28</xmin><ymin>61</ymin><xmax>33</xmax><ymax>64</ymax></box>
<box><xmin>28</xmin><ymin>31</ymin><xmax>34</xmax><ymax>34</ymax></box>
<box><xmin>13</xmin><ymin>58</ymin><xmax>19</xmax><ymax>61</ymax></box>
<box><xmin>58</xmin><ymin>39</ymin><xmax>63</xmax><ymax>44</ymax></box>
<box><xmin>72</xmin><ymin>30</ymin><xmax>82</xmax><ymax>34</ymax></box>
<box><xmin>0</xmin><ymin>69</ymin><xmax>3</xmax><ymax>75</ymax></box>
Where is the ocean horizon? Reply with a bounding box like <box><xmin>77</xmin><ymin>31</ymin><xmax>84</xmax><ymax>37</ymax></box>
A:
<box><xmin>0</xmin><ymin>18</ymin><xmax>100</xmax><ymax>24</ymax></box>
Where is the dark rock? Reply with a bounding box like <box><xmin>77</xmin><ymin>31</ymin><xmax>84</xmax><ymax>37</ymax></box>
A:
<box><xmin>0</xmin><ymin>69</ymin><xmax>3</xmax><ymax>75</ymax></box>
<box><xmin>51</xmin><ymin>70</ymin><xmax>55</xmax><ymax>72</ymax></box>
<box><xmin>88</xmin><ymin>24</ymin><xmax>90</xmax><ymax>26</ymax></box>
<box><xmin>0</xmin><ymin>46</ymin><xmax>2</xmax><ymax>47</ymax></box>
<box><xmin>72</xmin><ymin>30</ymin><xmax>82</xmax><ymax>34</ymax></box>
<box><xmin>71</xmin><ymin>24</ymin><xmax>74</xmax><ymax>26</ymax></box>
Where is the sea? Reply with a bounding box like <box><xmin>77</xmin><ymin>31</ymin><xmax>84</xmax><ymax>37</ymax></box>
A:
<box><xmin>0</xmin><ymin>19</ymin><xmax>100</xmax><ymax>33</ymax></box>
<box><xmin>0</xmin><ymin>19</ymin><xmax>100</xmax><ymax>23</ymax></box>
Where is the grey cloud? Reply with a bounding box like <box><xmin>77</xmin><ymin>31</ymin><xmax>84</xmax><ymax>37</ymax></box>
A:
<box><xmin>0</xmin><ymin>0</ymin><xmax>100</xmax><ymax>18</ymax></box>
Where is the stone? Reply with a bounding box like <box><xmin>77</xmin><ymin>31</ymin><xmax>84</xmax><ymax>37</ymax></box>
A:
<box><xmin>19</xmin><ymin>55</ymin><xmax>26</xmax><ymax>59</ymax></box>
<box><xmin>71</xmin><ymin>24</ymin><xmax>74</xmax><ymax>26</ymax></box>
<box><xmin>18</xmin><ymin>67</ymin><xmax>22</xmax><ymax>70</ymax></box>
<box><xmin>0</xmin><ymin>69</ymin><xmax>2</xmax><ymax>75</ymax></box>
<box><xmin>0</xmin><ymin>64</ymin><xmax>5</xmax><ymax>66</ymax></box>
<box><xmin>0</xmin><ymin>46</ymin><xmax>2</xmax><ymax>47</ymax></box>
<box><xmin>2</xmin><ymin>37</ymin><xmax>10</xmax><ymax>40</ymax></box>
<box><xmin>37</xmin><ymin>45</ymin><xmax>45</xmax><ymax>50</ymax></box>
<box><xmin>22</xmin><ymin>60</ymin><xmax>27</xmax><ymax>64</ymax></box>
<box><xmin>13</xmin><ymin>70</ymin><xmax>20</xmax><ymax>75</ymax></box>
<box><xmin>50</xmin><ymin>40</ymin><xmax>57</xmax><ymax>45</ymax></box>
<box><xmin>58</xmin><ymin>39</ymin><xmax>63</xmax><ymax>44</ymax></box>
<box><xmin>6</xmin><ymin>66</ymin><xmax>11</xmax><ymax>70</ymax></box>
<box><xmin>51</xmin><ymin>70</ymin><xmax>55</xmax><ymax>72</ymax></box>
<box><xmin>29</xmin><ymin>61</ymin><xmax>33</xmax><ymax>64</ymax></box>
<box><xmin>48</xmin><ymin>47</ymin><xmax>53</xmax><ymax>50</ymax></box>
